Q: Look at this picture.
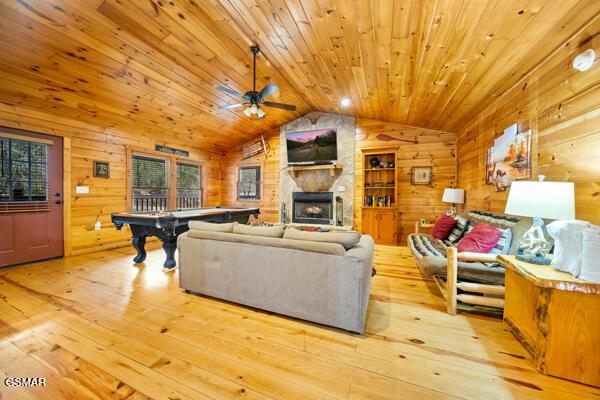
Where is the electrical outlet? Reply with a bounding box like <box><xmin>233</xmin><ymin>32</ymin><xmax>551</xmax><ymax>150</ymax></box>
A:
<box><xmin>76</xmin><ymin>185</ymin><xmax>89</xmax><ymax>194</ymax></box>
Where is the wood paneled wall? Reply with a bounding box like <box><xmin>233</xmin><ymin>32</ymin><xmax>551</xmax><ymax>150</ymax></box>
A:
<box><xmin>354</xmin><ymin>119</ymin><xmax>456</xmax><ymax>244</ymax></box>
<box><xmin>0</xmin><ymin>104</ymin><xmax>221</xmax><ymax>256</ymax></box>
<box><xmin>220</xmin><ymin>130</ymin><xmax>280</xmax><ymax>223</ymax></box>
<box><xmin>456</xmin><ymin>18</ymin><xmax>600</xmax><ymax>225</ymax></box>
<box><xmin>221</xmin><ymin>118</ymin><xmax>457</xmax><ymax>245</ymax></box>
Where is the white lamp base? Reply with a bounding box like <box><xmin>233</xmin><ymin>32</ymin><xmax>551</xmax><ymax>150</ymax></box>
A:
<box><xmin>516</xmin><ymin>217</ymin><xmax>552</xmax><ymax>264</ymax></box>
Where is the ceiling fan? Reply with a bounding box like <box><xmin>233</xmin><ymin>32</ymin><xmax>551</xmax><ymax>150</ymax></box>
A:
<box><xmin>213</xmin><ymin>46</ymin><xmax>297</xmax><ymax>119</ymax></box>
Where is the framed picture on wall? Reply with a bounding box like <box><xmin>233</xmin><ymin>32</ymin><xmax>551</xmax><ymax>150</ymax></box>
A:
<box><xmin>411</xmin><ymin>167</ymin><xmax>432</xmax><ymax>185</ymax></box>
<box><xmin>485</xmin><ymin>126</ymin><xmax>532</xmax><ymax>191</ymax></box>
<box><xmin>93</xmin><ymin>161</ymin><xmax>110</xmax><ymax>178</ymax></box>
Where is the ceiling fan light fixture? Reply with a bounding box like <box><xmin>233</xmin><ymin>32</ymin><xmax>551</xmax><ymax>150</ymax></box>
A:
<box><xmin>340</xmin><ymin>97</ymin><xmax>351</xmax><ymax>107</ymax></box>
<box><xmin>243</xmin><ymin>107</ymin><xmax>252</xmax><ymax>117</ymax></box>
<box><xmin>257</xmin><ymin>107</ymin><xmax>266</xmax><ymax>118</ymax></box>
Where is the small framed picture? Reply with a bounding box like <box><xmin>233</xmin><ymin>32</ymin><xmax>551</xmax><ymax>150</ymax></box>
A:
<box><xmin>93</xmin><ymin>161</ymin><xmax>110</xmax><ymax>178</ymax></box>
<box><xmin>411</xmin><ymin>166</ymin><xmax>432</xmax><ymax>185</ymax></box>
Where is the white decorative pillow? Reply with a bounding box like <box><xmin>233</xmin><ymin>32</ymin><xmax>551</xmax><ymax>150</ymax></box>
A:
<box><xmin>580</xmin><ymin>228</ymin><xmax>600</xmax><ymax>283</ymax></box>
<box><xmin>546</xmin><ymin>220</ymin><xmax>591</xmax><ymax>276</ymax></box>
<box><xmin>489</xmin><ymin>228</ymin><xmax>512</xmax><ymax>255</ymax></box>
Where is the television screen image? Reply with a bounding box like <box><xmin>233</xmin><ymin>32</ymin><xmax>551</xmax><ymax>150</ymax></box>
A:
<box><xmin>286</xmin><ymin>128</ymin><xmax>338</xmax><ymax>163</ymax></box>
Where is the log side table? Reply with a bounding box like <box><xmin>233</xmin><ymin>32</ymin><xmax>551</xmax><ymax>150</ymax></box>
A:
<box><xmin>499</xmin><ymin>255</ymin><xmax>600</xmax><ymax>387</ymax></box>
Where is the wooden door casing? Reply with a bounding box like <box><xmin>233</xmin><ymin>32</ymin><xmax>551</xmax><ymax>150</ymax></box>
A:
<box><xmin>0</xmin><ymin>128</ymin><xmax>63</xmax><ymax>267</ymax></box>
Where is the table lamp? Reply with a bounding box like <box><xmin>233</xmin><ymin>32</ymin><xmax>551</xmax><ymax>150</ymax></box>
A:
<box><xmin>442</xmin><ymin>188</ymin><xmax>464</xmax><ymax>216</ymax></box>
<box><xmin>504</xmin><ymin>176</ymin><xmax>575</xmax><ymax>264</ymax></box>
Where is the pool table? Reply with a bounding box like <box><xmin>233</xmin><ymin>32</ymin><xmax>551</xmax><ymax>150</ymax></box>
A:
<box><xmin>111</xmin><ymin>206</ymin><xmax>260</xmax><ymax>269</ymax></box>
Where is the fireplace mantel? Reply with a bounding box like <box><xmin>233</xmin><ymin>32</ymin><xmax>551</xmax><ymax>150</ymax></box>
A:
<box><xmin>287</xmin><ymin>163</ymin><xmax>342</xmax><ymax>178</ymax></box>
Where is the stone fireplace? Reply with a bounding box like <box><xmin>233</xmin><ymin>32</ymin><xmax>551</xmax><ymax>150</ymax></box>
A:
<box><xmin>292</xmin><ymin>192</ymin><xmax>334</xmax><ymax>225</ymax></box>
<box><xmin>280</xmin><ymin>112</ymin><xmax>355</xmax><ymax>226</ymax></box>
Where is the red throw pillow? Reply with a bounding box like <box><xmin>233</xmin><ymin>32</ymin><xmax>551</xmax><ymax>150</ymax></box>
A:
<box><xmin>431</xmin><ymin>215</ymin><xmax>457</xmax><ymax>240</ymax></box>
<box><xmin>457</xmin><ymin>223</ymin><xmax>502</xmax><ymax>253</ymax></box>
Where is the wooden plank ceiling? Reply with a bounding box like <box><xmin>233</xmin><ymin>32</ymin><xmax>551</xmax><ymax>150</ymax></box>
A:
<box><xmin>0</xmin><ymin>0</ymin><xmax>598</xmax><ymax>152</ymax></box>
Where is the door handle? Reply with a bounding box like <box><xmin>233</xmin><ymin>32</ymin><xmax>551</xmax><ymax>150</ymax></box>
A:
<box><xmin>55</xmin><ymin>200</ymin><xmax>62</xmax><ymax>205</ymax></box>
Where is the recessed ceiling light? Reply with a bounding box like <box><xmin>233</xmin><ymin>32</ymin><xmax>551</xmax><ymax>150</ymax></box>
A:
<box><xmin>572</xmin><ymin>49</ymin><xmax>596</xmax><ymax>72</ymax></box>
<box><xmin>340</xmin><ymin>97</ymin><xmax>351</xmax><ymax>107</ymax></box>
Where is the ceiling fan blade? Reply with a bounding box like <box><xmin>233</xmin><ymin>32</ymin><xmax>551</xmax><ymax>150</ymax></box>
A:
<box><xmin>213</xmin><ymin>83</ymin><xmax>245</xmax><ymax>99</ymax></box>
<box><xmin>218</xmin><ymin>102</ymin><xmax>248</xmax><ymax>110</ymax></box>
<box><xmin>258</xmin><ymin>83</ymin><xmax>278</xmax><ymax>100</ymax></box>
<box><xmin>263</xmin><ymin>101</ymin><xmax>296</xmax><ymax>111</ymax></box>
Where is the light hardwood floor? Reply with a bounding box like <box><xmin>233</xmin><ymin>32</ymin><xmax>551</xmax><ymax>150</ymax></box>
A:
<box><xmin>1</xmin><ymin>245</ymin><xmax>598</xmax><ymax>400</ymax></box>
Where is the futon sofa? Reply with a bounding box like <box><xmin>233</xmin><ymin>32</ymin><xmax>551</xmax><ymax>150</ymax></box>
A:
<box><xmin>408</xmin><ymin>210</ymin><xmax>534</xmax><ymax>285</ymax></box>
<box><xmin>408</xmin><ymin>210</ymin><xmax>546</xmax><ymax>314</ymax></box>
<box><xmin>177</xmin><ymin>222</ymin><xmax>375</xmax><ymax>333</ymax></box>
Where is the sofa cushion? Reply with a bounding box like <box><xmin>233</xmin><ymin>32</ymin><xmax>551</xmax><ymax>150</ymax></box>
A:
<box><xmin>447</xmin><ymin>215</ymin><xmax>469</xmax><ymax>243</ymax></box>
<box><xmin>283</xmin><ymin>227</ymin><xmax>361</xmax><ymax>250</ymax></box>
<box><xmin>457</xmin><ymin>223</ymin><xmax>502</xmax><ymax>253</ymax></box>
<box><xmin>233</xmin><ymin>223</ymin><xmax>285</xmax><ymax>238</ymax></box>
<box><xmin>186</xmin><ymin>230</ymin><xmax>346</xmax><ymax>255</ymax></box>
<box><xmin>431</xmin><ymin>215</ymin><xmax>457</xmax><ymax>240</ymax></box>
<box><xmin>188</xmin><ymin>221</ymin><xmax>238</xmax><ymax>233</ymax></box>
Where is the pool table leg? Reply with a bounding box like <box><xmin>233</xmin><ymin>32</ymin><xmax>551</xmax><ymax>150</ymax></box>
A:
<box><xmin>162</xmin><ymin>237</ymin><xmax>177</xmax><ymax>269</ymax></box>
<box><xmin>132</xmin><ymin>235</ymin><xmax>147</xmax><ymax>263</ymax></box>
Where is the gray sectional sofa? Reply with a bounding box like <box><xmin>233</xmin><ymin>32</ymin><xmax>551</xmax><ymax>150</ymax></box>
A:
<box><xmin>177</xmin><ymin>222</ymin><xmax>375</xmax><ymax>334</ymax></box>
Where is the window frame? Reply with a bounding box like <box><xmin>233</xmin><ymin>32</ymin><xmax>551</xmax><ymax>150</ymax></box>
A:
<box><xmin>126</xmin><ymin>146</ymin><xmax>205</xmax><ymax>212</ymax></box>
<box><xmin>237</xmin><ymin>163</ymin><xmax>262</xmax><ymax>201</ymax></box>
<box><xmin>176</xmin><ymin>161</ymin><xmax>203</xmax><ymax>209</ymax></box>
<box><xmin>0</xmin><ymin>137</ymin><xmax>49</xmax><ymax>204</ymax></box>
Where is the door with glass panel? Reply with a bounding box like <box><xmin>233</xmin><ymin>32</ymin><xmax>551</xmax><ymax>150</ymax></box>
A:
<box><xmin>0</xmin><ymin>128</ymin><xmax>63</xmax><ymax>267</ymax></box>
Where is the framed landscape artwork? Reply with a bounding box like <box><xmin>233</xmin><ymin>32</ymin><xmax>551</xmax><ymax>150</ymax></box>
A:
<box><xmin>411</xmin><ymin>166</ymin><xmax>432</xmax><ymax>185</ymax></box>
<box><xmin>485</xmin><ymin>125</ymin><xmax>532</xmax><ymax>191</ymax></box>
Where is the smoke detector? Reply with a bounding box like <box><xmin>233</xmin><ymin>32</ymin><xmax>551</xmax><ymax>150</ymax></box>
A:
<box><xmin>572</xmin><ymin>49</ymin><xmax>596</xmax><ymax>72</ymax></box>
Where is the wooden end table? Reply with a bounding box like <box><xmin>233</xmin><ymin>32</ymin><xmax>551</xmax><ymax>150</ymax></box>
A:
<box><xmin>499</xmin><ymin>255</ymin><xmax>600</xmax><ymax>387</ymax></box>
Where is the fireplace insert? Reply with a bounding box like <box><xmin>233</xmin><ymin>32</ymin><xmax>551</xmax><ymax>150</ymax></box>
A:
<box><xmin>292</xmin><ymin>192</ymin><xmax>334</xmax><ymax>225</ymax></box>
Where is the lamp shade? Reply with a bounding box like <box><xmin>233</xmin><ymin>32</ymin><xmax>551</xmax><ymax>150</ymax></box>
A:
<box><xmin>505</xmin><ymin>181</ymin><xmax>575</xmax><ymax>220</ymax></box>
<box><xmin>442</xmin><ymin>188</ymin><xmax>464</xmax><ymax>204</ymax></box>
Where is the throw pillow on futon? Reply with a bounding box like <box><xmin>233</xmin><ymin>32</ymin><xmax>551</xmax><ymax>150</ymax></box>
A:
<box><xmin>489</xmin><ymin>228</ymin><xmax>512</xmax><ymax>255</ymax></box>
<box><xmin>447</xmin><ymin>215</ymin><xmax>469</xmax><ymax>243</ymax></box>
<box><xmin>431</xmin><ymin>215</ymin><xmax>457</xmax><ymax>240</ymax></box>
<box><xmin>457</xmin><ymin>223</ymin><xmax>502</xmax><ymax>253</ymax></box>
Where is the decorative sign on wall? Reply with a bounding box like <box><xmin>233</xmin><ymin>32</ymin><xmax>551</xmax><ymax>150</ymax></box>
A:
<box><xmin>485</xmin><ymin>124</ymin><xmax>532</xmax><ymax>192</ymax></box>
<box><xmin>93</xmin><ymin>161</ymin><xmax>110</xmax><ymax>178</ymax></box>
<box><xmin>155</xmin><ymin>145</ymin><xmax>189</xmax><ymax>157</ymax></box>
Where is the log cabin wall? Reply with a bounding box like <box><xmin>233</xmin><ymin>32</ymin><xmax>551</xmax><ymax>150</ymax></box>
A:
<box><xmin>354</xmin><ymin>119</ymin><xmax>457</xmax><ymax>244</ymax></box>
<box><xmin>0</xmin><ymin>106</ymin><xmax>222</xmax><ymax>256</ymax></box>
<box><xmin>221</xmin><ymin>118</ymin><xmax>457</xmax><ymax>245</ymax></box>
<box><xmin>456</xmin><ymin>20</ymin><xmax>600</xmax><ymax>225</ymax></box>
<box><xmin>220</xmin><ymin>129</ymin><xmax>280</xmax><ymax>224</ymax></box>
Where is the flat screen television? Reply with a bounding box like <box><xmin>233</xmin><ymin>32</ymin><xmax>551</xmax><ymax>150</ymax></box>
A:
<box><xmin>286</xmin><ymin>128</ymin><xmax>338</xmax><ymax>164</ymax></box>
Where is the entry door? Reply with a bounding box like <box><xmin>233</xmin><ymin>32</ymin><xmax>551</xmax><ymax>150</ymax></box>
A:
<box><xmin>0</xmin><ymin>128</ymin><xmax>63</xmax><ymax>267</ymax></box>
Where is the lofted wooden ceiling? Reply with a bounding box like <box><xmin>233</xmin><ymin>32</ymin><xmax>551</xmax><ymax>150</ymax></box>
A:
<box><xmin>0</xmin><ymin>0</ymin><xmax>598</xmax><ymax>152</ymax></box>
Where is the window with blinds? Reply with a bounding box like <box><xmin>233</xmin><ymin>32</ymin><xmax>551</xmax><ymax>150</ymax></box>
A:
<box><xmin>131</xmin><ymin>155</ymin><xmax>168</xmax><ymax>211</ymax></box>
<box><xmin>0</xmin><ymin>138</ymin><xmax>48</xmax><ymax>207</ymax></box>
<box><xmin>238</xmin><ymin>166</ymin><xmax>260</xmax><ymax>200</ymax></box>
<box><xmin>176</xmin><ymin>162</ymin><xmax>202</xmax><ymax>209</ymax></box>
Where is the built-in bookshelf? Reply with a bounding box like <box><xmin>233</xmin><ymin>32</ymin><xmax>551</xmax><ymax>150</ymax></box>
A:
<box><xmin>363</xmin><ymin>151</ymin><xmax>396</xmax><ymax>208</ymax></box>
<box><xmin>360</xmin><ymin>149</ymin><xmax>398</xmax><ymax>244</ymax></box>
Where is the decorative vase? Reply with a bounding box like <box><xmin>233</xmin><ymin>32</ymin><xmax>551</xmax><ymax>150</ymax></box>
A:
<box><xmin>380</xmin><ymin>161</ymin><xmax>386</xmax><ymax>168</ymax></box>
<box><xmin>369</xmin><ymin>157</ymin><xmax>380</xmax><ymax>168</ymax></box>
